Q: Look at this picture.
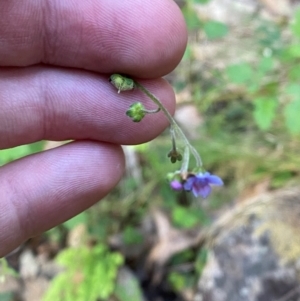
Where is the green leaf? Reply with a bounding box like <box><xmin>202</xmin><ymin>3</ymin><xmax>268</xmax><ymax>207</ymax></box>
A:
<box><xmin>194</xmin><ymin>0</ymin><xmax>211</xmax><ymax>3</ymax></box>
<box><xmin>0</xmin><ymin>145</ymin><xmax>31</xmax><ymax>165</ymax></box>
<box><xmin>0</xmin><ymin>293</ymin><xmax>14</xmax><ymax>301</ymax></box>
<box><xmin>288</xmin><ymin>65</ymin><xmax>300</xmax><ymax>81</ymax></box>
<box><xmin>195</xmin><ymin>248</ymin><xmax>208</xmax><ymax>275</ymax></box>
<box><xmin>283</xmin><ymin>84</ymin><xmax>300</xmax><ymax>134</ymax></box>
<box><xmin>0</xmin><ymin>141</ymin><xmax>44</xmax><ymax>165</ymax></box>
<box><xmin>258</xmin><ymin>56</ymin><xmax>274</xmax><ymax>73</ymax></box>
<box><xmin>63</xmin><ymin>212</ymin><xmax>88</xmax><ymax>230</ymax></box>
<box><xmin>168</xmin><ymin>272</ymin><xmax>186</xmax><ymax>292</ymax></box>
<box><xmin>115</xmin><ymin>269</ymin><xmax>144</xmax><ymax>301</ymax></box>
<box><xmin>203</xmin><ymin>21</ymin><xmax>228</xmax><ymax>40</ymax></box>
<box><xmin>122</xmin><ymin>226</ymin><xmax>143</xmax><ymax>245</ymax></box>
<box><xmin>271</xmin><ymin>171</ymin><xmax>294</xmax><ymax>188</ymax></box>
<box><xmin>257</xmin><ymin>23</ymin><xmax>281</xmax><ymax>49</ymax></box>
<box><xmin>172</xmin><ymin>206</ymin><xmax>209</xmax><ymax>229</ymax></box>
<box><xmin>182</xmin><ymin>44</ymin><xmax>192</xmax><ymax>61</ymax></box>
<box><xmin>290</xmin><ymin>8</ymin><xmax>300</xmax><ymax>38</ymax></box>
<box><xmin>182</xmin><ymin>6</ymin><xmax>202</xmax><ymax>30</ymax></box>
<box><xmin>43</xmin><ymin>245</ymin><xmax>123</xmax><ymax>301</ymax></box>
<box><xmin>253</xmin><ymin>97</ymin><xmax>278</xmax><ymax>130</ymax></box>
<box><xmin>226</xmin><ymin>63</ymin><xmax>253</xmax><ymax>84</ymax></box>
<box><xmin>0</xmin><ymin>258</ymin><xmax>18</xmax><ymax>279</ymax></box>
<box><xmin>172</xmin><ymin>206</ymin><xmax>199</xmax><ymax>228</ymax></box>
<box><xmin>284</xmin><ymin>98</ymin><xmax>300</xmax><ymax>134</ymax></box>
<box><xmin>285</xmin><ymin>83</ymin><xmax>300</xmax><ymax>97</ymax></box>
<box><xmin>286</xmin><ymin>44</ymin><xmax>300</xmax><ymax>58</ymax></box>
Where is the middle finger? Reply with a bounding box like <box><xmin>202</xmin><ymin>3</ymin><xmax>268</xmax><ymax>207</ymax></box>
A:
<box><xmin>0</xmin><ymin>66</ymin><xmax>175</xmax><ymax>149</ymax></box>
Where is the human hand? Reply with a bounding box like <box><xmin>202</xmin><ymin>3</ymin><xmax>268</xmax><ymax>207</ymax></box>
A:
<box><xmin>0</xmin><ymin>0</ymin><xmax>187</xmax><ymax>257</ymax></box>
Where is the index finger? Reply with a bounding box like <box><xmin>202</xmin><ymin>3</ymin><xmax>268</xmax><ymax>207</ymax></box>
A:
<box><xmin>0</xmin><ymin>0</ymin><xmax>187</xmax><ymax>78</ymax></box>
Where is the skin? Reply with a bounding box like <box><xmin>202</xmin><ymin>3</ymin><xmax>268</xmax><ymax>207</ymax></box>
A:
<box><xmin>0</xmin><ymin>0</ymin><xmax>187</xmax><ymax>257</ymax></box>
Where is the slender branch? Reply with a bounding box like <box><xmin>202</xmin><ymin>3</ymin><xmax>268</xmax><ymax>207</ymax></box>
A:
<box><xmin>134</xmin><ymin>81</ymin><xmax>175</xmax><ymax>126</ymax></box>
<box><xmin>170</xmin><ymin>127</ymin><xmax>177</xmax><ymax>152</ymax></box>
<box><xmin>134</xmin><ymin>81</ymin><xmax>202</xmax><ymax>167</ymax></box>
<box><xmin>180</xmin><ymin>146</ymin><xmax>190</xmax><ymax>174</ymax></box>
<box><xmin>143</xmin><ymin>107</ymin><xmax>161</xmax><ymax>114</ymax></box>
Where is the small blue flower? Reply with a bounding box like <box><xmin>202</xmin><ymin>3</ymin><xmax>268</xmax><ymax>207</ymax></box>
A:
<box><xmin>183</xmin><ymin>172</ymin><xmax>223</xmax><ymax>198</ymax></box>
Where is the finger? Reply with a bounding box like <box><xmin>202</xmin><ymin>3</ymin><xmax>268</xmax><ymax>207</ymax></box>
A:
<box><xmin>0</xmin><ymin>0</ymin><xmax>187</xmax><ymax>78</ymax></box>
<box><xmin>0</xmin><ymin>141</ymin><xmax>124</xmax><ymax>257</ymax></box>
<box><xmin>0</xmin><ymin>66</ymin><xmax>175</xmax><ymax>149</ymax></box>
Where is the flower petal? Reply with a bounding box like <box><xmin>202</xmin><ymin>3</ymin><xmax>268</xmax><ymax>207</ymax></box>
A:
<box><xmin>207</xmin><ymin>175</ymin><xmax>223</xmax><ymax>186</ymax></box>
<box><xmin>183</xmin><ymin>176</ymin><xmax>195</xmax><ymax>191</ymax></box>
<box><xmin>170</xmin><ymin>180</ymin><xmax>183</xmax><ymax>191</ymax></box>
<box><xmin>196</xmin><ymin>172</ymin><xmax>206</xmax><ymax>179</ymax></box>
<box><xmin>193</xmin><ymin>184</ymin><xmax>211</xmax><ymax>198</ymax></box>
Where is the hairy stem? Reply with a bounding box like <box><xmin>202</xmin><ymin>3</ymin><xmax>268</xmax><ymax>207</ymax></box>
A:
<box><xmin>134</xmin><ymin>81</ymin><xmax>202</xmax><ymax>167</ymax></box>
<box><xmin>180</xmin><ymin>146</ymin><xmax>190</xmax><ymax>174</ymax></box>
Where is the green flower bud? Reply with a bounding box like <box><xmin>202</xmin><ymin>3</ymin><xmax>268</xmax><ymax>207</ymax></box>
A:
<box><xmin>109</xmin><ymin>74</ymin><xmax>135</xmax><ymax>93</ymax></box>
<box><xmin>167</xmin><ymin>149</ymin><xmax>183</xmax><ymax>163</ymax></box>
<box><xmin>126</xmin><ymin>102</ymin><xmax>146</xmax><ymax>122</ymax></box>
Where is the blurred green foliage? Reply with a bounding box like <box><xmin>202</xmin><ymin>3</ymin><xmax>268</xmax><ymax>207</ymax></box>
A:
<box><xmin>0</xmin><ymin>258</ymin><xmax>18</xmax><ymax>282</ymax></box>
<box><xmin>122</xmin><ymin>226</ymin><xmax>144</xmax><ymax>246</ymax></box>
<box><xmin>0</xmin><ymin>259</ymin><xmax>18</xmax><ymax>301</ymax></box>
<box><xmin>2</xmin><ymin>2</ymin><xmax>300</xmax><ymax>300</ymax></box>
<box><xmin>181</xmin><ymin>3</ymin><xmax>300</xmax><ymax>136</ymax></box>
<box><xmin>182</xmin><ymin>0</ymin><xmax>228</xmax><ymax>40</ymax></box>
<box><xmin>0</xmin><ymin>293</ymin><xmax>13</xmax><ymax>301</ymax></box>
<box><xmin>114</xmin><ymin>273</ymin><xmax>145</xmax><ymax>301</ymax></box>
<box><xmin>43</xmin><ymin>245</ymin><xmax>123</xmax><ymax>301</ymax></box>
<box><xmin>172</xmin><ymin>205</ymin><xmax>210</xmax><ymax>228</ymax></box>
<box><xmin>64</xmin><ymin>212</ymin><xmax>89</xmax><ymax>230</ymax></box>
<box><xmin>0</xmin><ymin>141</ymin><xmax>44</xmax><ymax>166</ymax></box>
<box><xmin>203</xmin><ymin>21</ymin><xmax>228</xmax><ymax>39</ymax></box>
<box><xmin>168</xmin><ymin>272</ymin><xmax>187</xmax><ymax>292</ymax></box>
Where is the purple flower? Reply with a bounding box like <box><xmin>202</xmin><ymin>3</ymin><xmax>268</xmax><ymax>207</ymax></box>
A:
<box><xmin>183</xmin><ymin>172</ymin><xmax>223</xmax><ymax>198</ymax></box>
<box><xmin>170</xmin><ymin>180</ymin><xmax>183</xmax><ymax>191</ymax></box>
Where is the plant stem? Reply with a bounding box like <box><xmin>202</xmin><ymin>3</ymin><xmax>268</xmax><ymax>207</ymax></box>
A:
<box><xmin>170</xmin><ymin>126</ymin><xmax>177</xmax><ymax>152</ymax></box>
<box><xmin>143</xmin><ymin>107</ymin><xmax>161</xmax><ymax>114</ymax></box>
<box><xmin>134</xmin><ymin>81</ymin><xmax>202</xmax><ymax>167</ymax></box>
<box><xmin>180</xmin><ymin>146</ymin><xmax>190</xmax><ymax>174</ymax></box>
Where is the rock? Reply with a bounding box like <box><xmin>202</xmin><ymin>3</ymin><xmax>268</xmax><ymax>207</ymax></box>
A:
<box><xmin>115</xmin><ymin>267</ymin><xmax>146</xmax><ymax>301</ymax></box>
<box><xmin>22</xmin><ymin>277</ymin><xmax>49</xmax><ymax>301</ymax></box>
<box><xmin>196</xmin><ymin>188</ymin><xmax>300</xmax><ymax>301</ymax></box>
<box><xmin>19</xmin><ymin>250</ymin><xmax>39</xmax><ymax>279</ymax></box>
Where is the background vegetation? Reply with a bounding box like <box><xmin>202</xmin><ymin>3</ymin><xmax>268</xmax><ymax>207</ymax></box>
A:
<box><xmin>1</xmin><ymin>1</ymin><xmax>300</xmax><ymax>300</ymax></box>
